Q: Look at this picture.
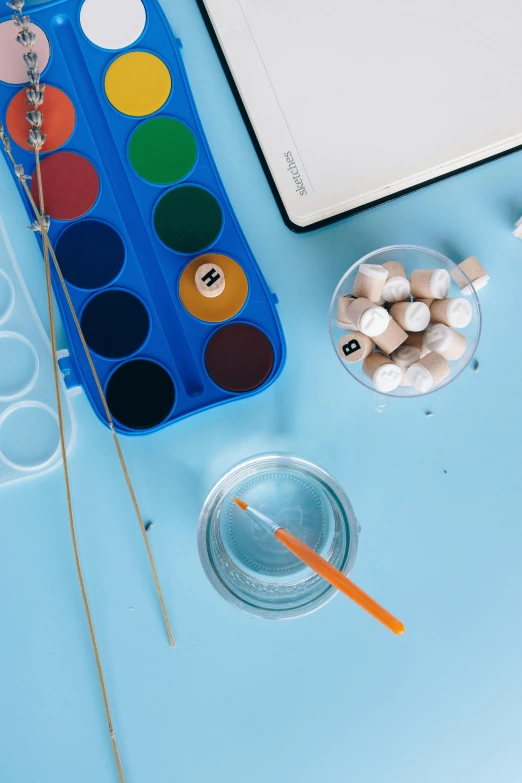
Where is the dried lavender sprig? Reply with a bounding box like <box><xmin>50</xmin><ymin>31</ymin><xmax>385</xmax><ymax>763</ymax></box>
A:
<box><xmin>13</xmin><ymin>13</ymin><xmax>30</xmax><ymax>30</ymax></box>
<box><xmin>26</xmin><ymin>85</ymin><xmax>45</xmax><ymax>107</ymax></box>
<box><xmin>29</xmin><ymin>215</ymin><xmax>51</xmax><ymax>232</ymax></box>
<box><xmin>14</xmin><ymin>163</ymin><xmax>31</xmax><ymax>181</ymax></box>
<box><xmin>27</xmin><ymin>127</ymin><xmax>46</xmax><ymax>151</ymax></box>
<box><xmin>16</xmin><ymin>29</ymin><xmax>35</xmax><ymax>48</ymax></box>
<box><xmin>0</xmin><ymin>122</ymin><xmax>11</xmax><ymax>153</ymax></box>
<box><xmin>8</xmin><ymin>1</ymin><xmax>45</xmax><ymax>131</ymax></box>
<box><xmin>27</xmin><ymin>67</ymin><xmax>40</xmax><ymax>87</ymax></box>
<box><xmin>23</xmin><ymin>51</ymin><xmax>38</xmax><ymax>68</ymax></box>
<box><xmin>27</xmin><ymin>110</ymin><xmax>43</xmax><ymax>128</ymax></box>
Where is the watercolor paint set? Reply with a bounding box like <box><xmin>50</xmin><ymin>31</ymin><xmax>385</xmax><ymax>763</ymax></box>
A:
<box><xmin>0</xmin><ymin>0</ymin><xmax>285</xmax><ymax>435</ymax></box>
<box><xmin>0</xmin><ymin>213</ymin><xmax>74</xmax><ymax>487</ymax></box>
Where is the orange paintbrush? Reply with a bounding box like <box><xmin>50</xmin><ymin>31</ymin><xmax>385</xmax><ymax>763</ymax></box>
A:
<box><xmin>233</xmin><ymin>498</ymin><xmax>404</xmax><ymax>635</ymax></box>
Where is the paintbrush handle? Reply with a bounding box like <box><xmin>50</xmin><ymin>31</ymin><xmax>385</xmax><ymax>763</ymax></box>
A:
<box><xmin>274</xmin><ymin>528</ymin><xmax>404</xmax><ymax>635</ymax></box>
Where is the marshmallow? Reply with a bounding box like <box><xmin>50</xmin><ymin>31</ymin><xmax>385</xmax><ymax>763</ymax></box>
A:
<box><xmin>414</xmin><ymin>297</ymin><xmax>434</xmax><ymax>308</ymax></box>
<box><xmin>346</xmin><ymin>298</ymin><xmax>390</xmax><ymax>337</ymax></box>
<box><xmin>513</xmin><ymin>217</ymin><xmax>522</xmax><ymax>239</ymax></box>
<box><xmin>430</xmin><ymin>297</ymin><xmax>472</xmax><ymax>329</ymax></box>
<box><xmin>337</xmin><ymin>295</ymin><xmax>357</xmax><ymax>330</ymax></box>
<box><xmin>410</xmin><ymin>268</ymin><xmax>451</xmax><ymax>299</ymax></box>
<box><xmin>452</xmin><ymin>256</ymin><xmax>489</xmax><ymax>296</ymax></box>
<box><xmin>391</xmin><ymin>344</ymin><xmax>421</xmax><ymax>367</ymax></box>
<box><xmin>389</xmin><ymin>301</ymin><xmax>430</xmax><ymax>332</ymax></box>
<box><xmin>381</xmin><ymin>262</ymin><xmax>410</xmax><ymax>303</ymax></box>
<box><xmin>382</xmin><ymin>261</ymin><xmax>407</xmax><ymax>279</ymax></box>
<box><xmin>404</xmin><ymin>330</ymin><xmax>430</xmax><ymax>358</ymax></box>
<box><xmin>195</xmin><ymin>263</ymin><xmax>225</xmax><ymax>298</ymax></box>
<box><xmin>359</xmin><ymin>306</ymin><xmax>391</xmax><ymax>337</ymax></box>
<box><xmin>373</xmin><ymin>317</ymin><xmax>408</xmax><ymax>354</ymax></box>
<box><xmin>407</xmin><ymin>352</ymin><xmax>450</xmax><ymax>392</ymax></box>
<box><xmin>399</xmin><ymin>367</ymin><xmax>411</xmax><ymax>387</ymax></box>
<box><xmin>382</xmin><ymin>276</ymin><xmax>411</xmax><ymax>303</ymax></box>
<box><xmin>424</xmin><ymin>323</ymin><xmax>467</xmax><ymax>360</ymax></box>
<box><xmin>363</xmin><ymin>353</ymin><xmax>402</xmax><ymax>392</ymax></box>
<box><xmin>352</xmin><ymin>264</ymin><xmax>389</xmax><ymax>302</ymax></box>
<box><xmin>337</xmin><ymin>332</ymin><xmax>374</xmax><ymax>363</ymax></box>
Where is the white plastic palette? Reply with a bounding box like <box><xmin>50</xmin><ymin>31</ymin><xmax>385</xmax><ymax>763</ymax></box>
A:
<box><xmin>0</xmin><ymin>214</ymin><xmax>75</xmax><ymax>488</ymax></box>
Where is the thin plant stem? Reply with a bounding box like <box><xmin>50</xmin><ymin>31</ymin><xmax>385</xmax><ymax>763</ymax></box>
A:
<box><xmin>31</xmin><ymin>103</ymin><xmax>128</xmax><ymax>782</ymax></box>
<box><xmin>39</xmin><ymin>190</ymin><xmax>127</xmax><ymax>783</ymax></box>
<box><xmin>34</xmin><ymin>149</ymin><xmax>44</xmax><ymax>211</ymax></box>
<box><xmin>17</xmin><ymin>152</ymin><xmax>175</xmax><ymax>648</ymax></box>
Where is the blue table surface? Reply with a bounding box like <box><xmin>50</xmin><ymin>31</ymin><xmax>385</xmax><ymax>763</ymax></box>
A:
<box><xmin>2</xmin><ymin>2</ymin><xmax>522</xmax><ymax>781</ymax></box>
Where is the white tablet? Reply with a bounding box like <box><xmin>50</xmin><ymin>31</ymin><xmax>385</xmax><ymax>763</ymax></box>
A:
<box><xmin>198</xmin><ymin>0</ymin><xmax>522</xmax><ymax>231</ymax></box>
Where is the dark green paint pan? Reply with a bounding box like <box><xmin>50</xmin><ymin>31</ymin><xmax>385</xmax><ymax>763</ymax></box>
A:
<box><xmin>154</xmin><ymin>184</ymin><xmax>223</xmax><ymax>254</ymax></box>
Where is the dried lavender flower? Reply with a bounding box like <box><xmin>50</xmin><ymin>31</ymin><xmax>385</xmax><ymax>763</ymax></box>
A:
<box><xmin>23</xmin><ymin>51</ymin><xmax>38</xmax><ymax>68</ymax></box>
<box><xmin>14</xmin><ymin>163</ymin><xmax>31</xmax><ymax>181</ymax></box>
<box><xmin>27</xmin><ymin>67</ymin><xmax>40</xmax><ymax>86</ymax></box>
<box><xmin>25</xmin><ymin>85</ymin><xmax>45</xmax><ymax>106</ymax></box>
<box><xmin>0</xmin><ymin>131</ymin><xmax>11</xmax><ymax>153</ymax></box>
<box><xmin>28</xmin><ymin>215</ymin><xmax>51</xmax><ymax>233</ymax></box>
<box><xmin>7</xmin><ymin>0</ymin><xmax>25</xmax><ymax>11</ymax></box>
<box><xmin>27</xmin><ymin>127</ymin><xmax>46</xmax><ymax>150</ymax></box>
<box><xmin>16</xmin><ymin>29</ymin><xmax>36</xmax><ymax>48</ymax></box>
<box><xmin>27</xmin><ymin>110</ymin><xmax>43</xmax><ymax>128</ymax></box>
<box><xmin>0</xmin><ymin>121</ymin><xmax>8</xmax><ymax>147</ymax></box>
<box><xmin>13</xmin><ymin>13</ymin><xmax>31</xmax><ymax>29</ymax></box>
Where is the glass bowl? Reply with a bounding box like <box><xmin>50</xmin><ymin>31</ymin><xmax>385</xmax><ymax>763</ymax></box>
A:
<box><xmin>329</xmin><ymin>245</ymin><xmax>482</xmax><ymax>397</ymax></box>
<box><xmin>197</xmin><ymin>453</ymin><xmax>359</xmax><ymax>620</ymax></box>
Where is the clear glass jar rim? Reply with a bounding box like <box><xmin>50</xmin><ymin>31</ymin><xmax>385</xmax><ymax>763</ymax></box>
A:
<box><xmin>197</xmin><ymin>452</ymin><xmax>359</xmax><ymax>620</ymax></box>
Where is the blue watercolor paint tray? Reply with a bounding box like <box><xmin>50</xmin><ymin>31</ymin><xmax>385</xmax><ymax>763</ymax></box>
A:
<box><xmin>0</xmin><ymin>0</ymin><xmax>285</xmax><ymax>435</ymax></box>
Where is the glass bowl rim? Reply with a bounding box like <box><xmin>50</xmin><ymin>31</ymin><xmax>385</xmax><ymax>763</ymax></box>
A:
<box><xmin>328</xmin><ymin>244</ymin><xmax>483</xmax><ymax>399</ymax></box>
